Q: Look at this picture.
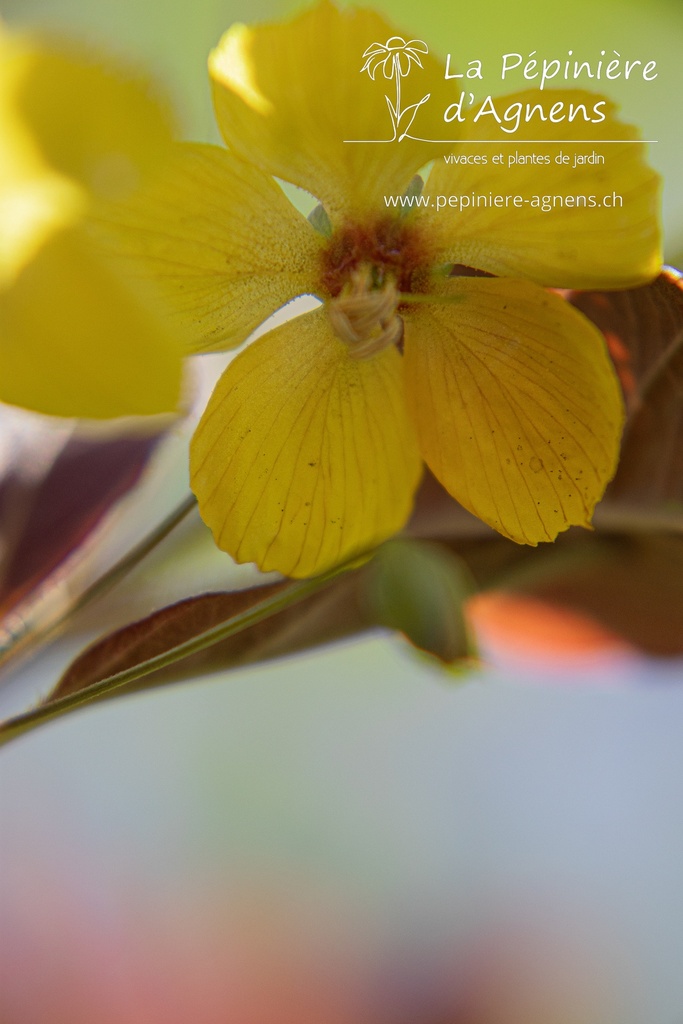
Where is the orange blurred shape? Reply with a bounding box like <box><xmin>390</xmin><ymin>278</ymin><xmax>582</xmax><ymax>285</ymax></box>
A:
<box><xmin>467</xmin><ymin>591</ymin><xmax>634</xmax><ymax>662</ymax></box>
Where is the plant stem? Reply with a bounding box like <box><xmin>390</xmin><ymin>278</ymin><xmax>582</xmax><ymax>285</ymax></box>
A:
<box><xmin>626</xmin><ymin>327</ymin><xmax>683</xmax><ymax>430</ymax></box>
<box><xmin>68</xmin><ymin>493</ymin><xmax>199</xmax><ymax>618</ymax></box>
<box><xmin>0</xmin><ymin>564</ymin><xmax>345</xmax><ymax>749</ymax></box>
<box><xmin>592</xmin><ymin>503</ymin><xmax>683</xmax><ymax>534</ymax></box>
<box><xmin>394</xmin><ymin>55</ymin><xmax>402</xmax><ymax>122</ymax></box>
<box><xmin>0</xmin><ymin>493</ymin><xmax>198</xmax><ymax>673</ymax></box>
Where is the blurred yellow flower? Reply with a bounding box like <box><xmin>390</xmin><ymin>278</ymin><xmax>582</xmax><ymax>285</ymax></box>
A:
<box><xmin>98</xmin><ymin>1</ymin><xmax>661</xmax><ymax>577</ymax></box>
<box><xmin>0</xmin><ymin>26</ymin><xmax>183</xmax><ymax>418</ymax></box>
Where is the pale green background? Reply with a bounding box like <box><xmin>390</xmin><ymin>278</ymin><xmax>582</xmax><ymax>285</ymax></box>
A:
<box><xmin>6</xmin><ymin>0</ymin><xmax>682</xmax><ymax>259</ymax></box>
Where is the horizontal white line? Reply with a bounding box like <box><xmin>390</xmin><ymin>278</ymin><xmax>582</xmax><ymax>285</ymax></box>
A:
<box><xmin>344</xmin><ymin>139</ymin><xmax>658</xmax><ymax>144</ymax></box>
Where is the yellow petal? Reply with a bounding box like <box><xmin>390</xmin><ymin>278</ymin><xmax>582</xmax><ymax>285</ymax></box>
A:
<box><xmin>0</xmin><ymin>226</ymin><xmax>183</xmax><ymax>419</ymax></box>
<box><xmin>422</xmin><ymin>90</ymin><xmax>661</xmax><ymax>288</ymax></box>
<box><xmin>5</xmin><ymin>35</ymin><xmax>175</xmax><ymax>203</ymax></box>
<box><xmin>0</xmin><ymin>34</ymin><xmax>85</xmax><ymax>284</ymax></box>
<box><xmin>0</xmin><ymin>170</ymin><xmax>84</xmax><ymax>288</ymax></box>
<box><xmin>191</xmin><ymin>306</ymin><xmax>422</xmax><ymax>577</ymax></box>
<box><xmin>403</xmin><ymin>278</ymin><xmax>624</xmax><ymax>545</ymax></box>
<box><xmin>0</xmin><ymin>32</ymin><xmax>49</xmax><ymax>184</ymax></box>
<box><xmin>209</xmin><ymin>2</ymin><xmax>454</xmax><ymax>221</ymax></box>
<box><xmin>93</xmin><ymin>143</ymin><xmax>323</xmax><ymax>354</ymax></box>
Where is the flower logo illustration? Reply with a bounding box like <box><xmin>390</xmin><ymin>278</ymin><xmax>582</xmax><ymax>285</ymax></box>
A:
<box><xmin>361</xmin><ymin>35</ymin><xmax>428</xmax><ymax>79</ymax></box>
<box><xmin>361</xmin><ymin>36</ymin><xmax>430</xmax><ymax>141</ymax></box>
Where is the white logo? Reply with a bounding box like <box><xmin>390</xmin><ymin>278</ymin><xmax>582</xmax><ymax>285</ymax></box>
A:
<box><xmin>359</xmin><ymin>36</ymin><xmax>430</xmax><ymax>141</ymax></box>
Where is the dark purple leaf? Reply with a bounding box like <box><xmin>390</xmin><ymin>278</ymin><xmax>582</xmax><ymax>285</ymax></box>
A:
<box><xmin>570</xmin><ymin>269</ymin><xmax>683</xmax><ymax>507</ymax></box>
<box><xmin>51</xmin><ymin>574</ymin><xmax>370</xmax><ymax>703</ymax></box>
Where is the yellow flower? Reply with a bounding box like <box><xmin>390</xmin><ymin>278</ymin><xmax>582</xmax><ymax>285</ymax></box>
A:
<box><xmin>0</xmin><ymin>27</ymin><xmax>183</xmax><ymax>418</ymax></box>
<box><xmin>97</xmin><ymin>1</ymin><xmax>661</xmax><ymax>577</ymax></box>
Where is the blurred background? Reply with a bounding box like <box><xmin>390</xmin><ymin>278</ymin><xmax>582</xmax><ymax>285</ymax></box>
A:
<box><xmin>2</xmin><ymin>0</ymin><xmax>683</xmax><ymax>1020</ymax></box>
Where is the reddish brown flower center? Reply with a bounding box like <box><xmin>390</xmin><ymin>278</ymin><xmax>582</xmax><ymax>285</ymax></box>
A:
<box><xmin>319</xmin><ymin>217</ymin><xmax>433</xmax><ymax>358</ymax></box>
<box><xmin>318</xmin><ymin>217</ymin><xmax>431</xmax><ymax>299</ymax></box>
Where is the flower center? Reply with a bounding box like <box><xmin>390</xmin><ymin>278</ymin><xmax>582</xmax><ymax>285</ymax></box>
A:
<box><xmin>320</xmin><ymin>217</ymin><xmax>429</xmax><ymax>359</ymax></box>
<box><xmin>327</xmin><ymin>267</ymin><xmax>402</xmax><ymax>360</ymax></box>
